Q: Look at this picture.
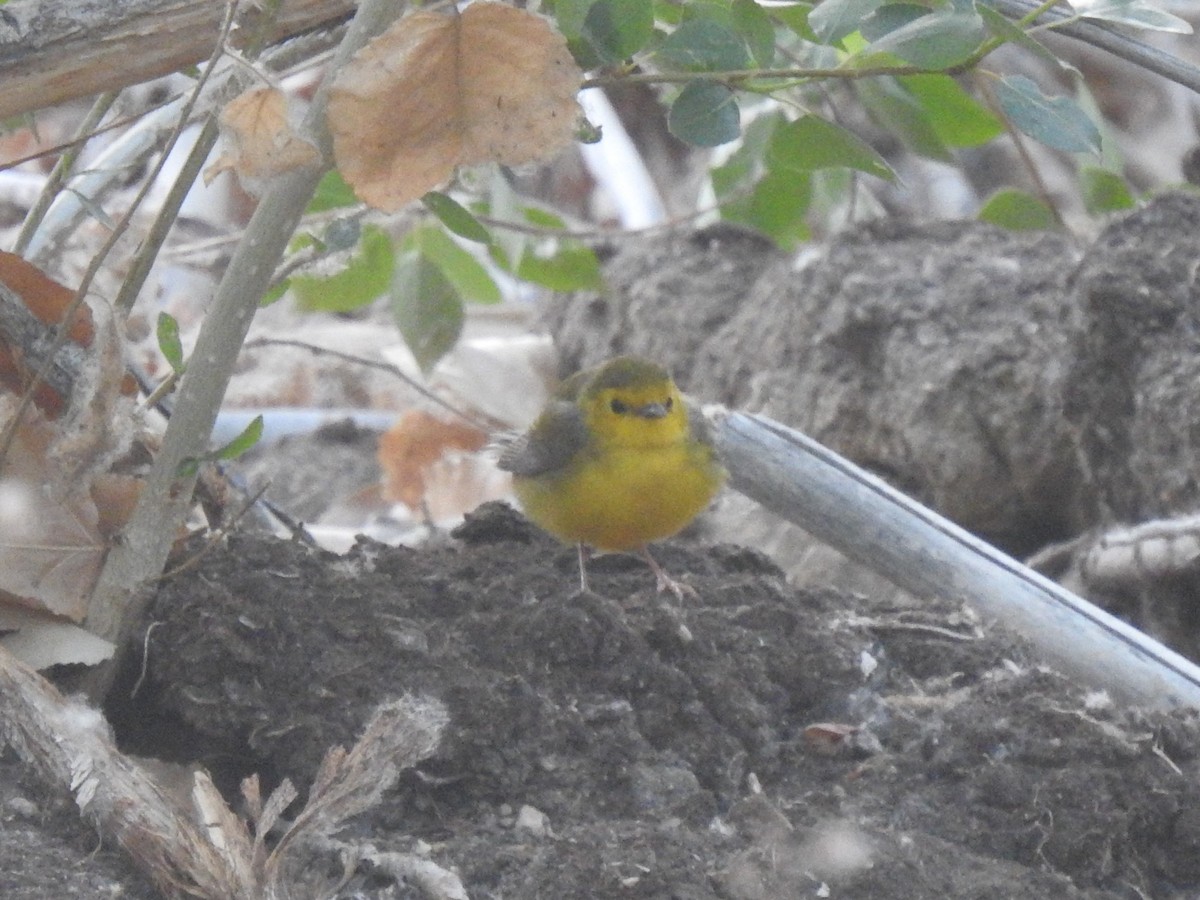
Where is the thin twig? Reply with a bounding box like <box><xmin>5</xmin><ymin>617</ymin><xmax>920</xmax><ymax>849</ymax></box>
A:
<box><xmin>0</xmin><ymin>3</ymin><xmax>241</xmax><ymax>472</ymax></box>
<box><xmin>984</xmin><ymin>0</ymin><xmax>1200</xmax><ymax>96</ymax></box>
<box><xmin>12</xmin><ymin>92</ymin><xmax>119</xmax><ymax>255</ymax></box>
<box><xmin>114</xmin><ymin>117</ymin><xmax>222</xmax><ymax>316</ymax></box>
<box><xmin>129</xmin><ymin>621</ymin><xmax>162</xmax><ymax>699</ymax></box>
<box><xmin>155</xmin><ymin>483</ymin><xmax>272</xmax><ymax>582</ymax></box>
<box><xmin>242</xmin><ymin>337</ymin><xmax>488</xmax><ymax>429</ymax></box>
<box><xmin>0</xmin><ymin>93</ymin><xmax>180</xmax><ymax>177</ymax></box>
<box><xmin>975</xmin><ymin>72</ymin><xmax>1067</xmax><ymax>229</ymax></box>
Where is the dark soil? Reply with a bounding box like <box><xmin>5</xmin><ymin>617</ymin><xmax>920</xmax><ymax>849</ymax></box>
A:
<box><xmin>113</xmin><ymin>508</ymin><xmax>1200</xmax><ymax>898</ymax></box>
<box><xmin>10</xmin><ymin>194</ymin><xmax>1200</xmax><ymax>898</ymax></box>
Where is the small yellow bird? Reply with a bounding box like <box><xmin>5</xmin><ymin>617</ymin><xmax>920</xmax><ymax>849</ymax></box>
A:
<box><xmin>498</xmin><ymin>355</ymin><xmax>725</xmax><ymax>598</ymax></box>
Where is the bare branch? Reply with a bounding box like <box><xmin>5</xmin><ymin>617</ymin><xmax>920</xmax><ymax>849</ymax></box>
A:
<box><xmin>0</xmin><ymin>0</ymin><xmax>356</xmax><ymax>122</ymax></box>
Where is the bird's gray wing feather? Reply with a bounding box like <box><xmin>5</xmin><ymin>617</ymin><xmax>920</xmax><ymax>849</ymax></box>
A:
<box><xmin>497</xmin><ymin>400</ymin><xmax>589</xmax><ymax>477</ymax></box>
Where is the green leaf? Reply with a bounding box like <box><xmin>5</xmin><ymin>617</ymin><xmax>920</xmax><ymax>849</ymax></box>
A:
<box><xmin>215</xmin><ymin>415</ymin><xmax>264</xmax><ymax>462</ymax></box>
<box><xmin>1079</xmin><ymin>167</ymin><xmax>1135</xmax><ymax>215</ymax></box>
<box><xmin>864</xmin><ymin>7</ymin><xmax>986</xmax><ymax>68</ymax></box>
<box><xmin>515</xmin><ymin>243</ymin><xmax>605</xmax><ymax>291</ymax></box>
<box><xmin>809</xmin><ymin>0</ymin><xmax>887</xmax><ymax>43</ymax></box>
<box><xmin>555</xmin><ymin>0</ymin><xmax>595</xmax><ymax>38</ymax></box>
<box><xmin>579</xmin><ymin>0</ymin><xmax>655</xmax><ymax>62</ymax></box>
<box><xmin>712</xmin><ymin>110</ymin><xmax>782</xmax><ymax>202</ymax></box>
<box><xmin>653</xmin><ymin>0</ymin><xmax>683</xmax><ymax>25</ymax></box>
<box><xmin>732</xmin><ymin>0</ymin><xmax>777</xmax><ymax>65</ymax></box>
<box><xmin>769</xmin><ymin>114</ymin><xmax>894</xmax><ymax>180</ymax></box>
<box><xmin>180</xmin><ymin>415</ymin><xmax>266</xmax><ymax>476</ymax></box>
<box><xmin>291</xmin><ymin>224</ymin><xmax>395</xmax><ymax>312</ymax></box>
<box><xmin>977</xmin><ymin>188</ymin><xmax>1057</xmax><ymax>230</ymax></box>
<box><xmin>899</xmin><ymin>74</ymin><xmax>1002</xmax><ymax>147</ymax></box>
<box><xmin>860</xmin><ymin>3</ymin><xmax>929</xmax><ymax>40</ymax></box>
<box><xmin>978</xmin><ymin>7</ymin><xmax>1070</xmax><ymax>71</ymax></box>
<box><xmin>658</xmin><ymin>18</ymin><xmax>751</xmax><ymax>70</ymax></box>
<box><xmin>994</xmin><ymin>74</ymin><xmax>1101</xmax><ymax>154</ymax></box>
<box><xmin>855</xmin><ymin>77</ymin><xmax>951</xmax><ymax>161</ymax></box>
<box><xmin>307</xmin><ymin>169</ymin><xmax>359</xmax><ymax>213</ymax></box>
<box><xmin>1075</xmin><ymin>0</ymin><xmax>1192</xmax><ymax>33</ymax></box>
<box><xmin>422</xmin><ymin>191</ymin><xmax>492</xmax><ymax>244</ymax></box>
<box><xmin>770</xmin><ymin>2</ymin><xmax>818</xmax><ymax>41</ymax></box>
<box><xmin>156</xmin><ymin>312</ymin><xmax>185</xmax><ymax>374</ymax></box>
<box><xmin>407</xmin><ymin>225</ymin><xmax>501</xmax><ymax>305</ymax></box>
<box><xmin>746</xmin><ymin>166</ymin><xmax>812</xmax><ymax>246</ymax></box>
<box><xmin>260</xmin><ymin>280</ymin><xmax>290</xmax><ymax>307</ymax></box>
<box><xmin>392</xmin><ymin>247</ymin><xmax>464</xmax><ymax>373</ymax></box>
<box><xmin>523</xmin><ymin>206</ymin><xmax>568</xmax><ymax>229</ymax></box>
<box><xmin>668</xmin><ymin>81</ymin><xmax>741</xmax><ymax>147</ymax></box>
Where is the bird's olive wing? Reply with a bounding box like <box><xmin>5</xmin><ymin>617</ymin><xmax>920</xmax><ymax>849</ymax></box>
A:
<box><xmin>497</xmin><ymin>400</ymin><xmax>589</xmax><ymax>477</ymax></box>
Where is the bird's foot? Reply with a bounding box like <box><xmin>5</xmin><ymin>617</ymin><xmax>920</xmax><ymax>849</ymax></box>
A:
<box><xmin>641</xmin><ymin>547</ymin><xmax>698</xmax><ymax>601</ymax></box>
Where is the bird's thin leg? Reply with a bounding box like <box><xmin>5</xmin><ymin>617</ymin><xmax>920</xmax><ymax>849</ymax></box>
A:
<box><xmin>576</xmin><ymin>543</ymin><xmax>591</xmax><ymax>593</ymax></box>
<box><xmin>640</xmin><ymin>547</ymin><xmax>696</xmax><ymax>601</ymax></box>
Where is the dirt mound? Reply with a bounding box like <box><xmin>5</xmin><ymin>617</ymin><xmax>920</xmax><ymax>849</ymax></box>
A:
<box><xmin>95</xmin><ymin>506</ymin><xmax>1200</xmax><ymax>898</ymax></box>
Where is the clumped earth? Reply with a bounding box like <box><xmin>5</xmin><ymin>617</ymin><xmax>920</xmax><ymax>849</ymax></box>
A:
<box><xmin>8</xmin><ymin>194</ymin><xmax>1200</xmax><ymax>898</ymax></box>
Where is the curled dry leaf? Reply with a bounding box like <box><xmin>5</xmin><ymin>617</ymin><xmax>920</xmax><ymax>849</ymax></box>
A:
<box><xmin>328</xmin><ymin>2</ymin><xmax>583</xmax><ymax>210</ymax></box>
<box><xmin>206</xmin><ymin>86</ymin><xmax>321</xmax><ymax>195</ymax></box>
<box><xmin>377</xmin><ymin>409</ymin><xmax>489</xmax><ymax>510</ymax></box>
<box><xmin>89</xmin><ymin>472</ymin><xmax>142</xmax><ymax>539</ymax></box>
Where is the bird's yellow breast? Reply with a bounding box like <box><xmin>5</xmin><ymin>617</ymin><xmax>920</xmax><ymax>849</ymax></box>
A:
<box><xmin>513</xmin><ymin>435</ymin><xmax>722</xmax><ymax>552</ymax></box>
<box><xmin>500</xmin><ymin>356</ymin><xmax>724</xmax><ymax>554</ymax></box>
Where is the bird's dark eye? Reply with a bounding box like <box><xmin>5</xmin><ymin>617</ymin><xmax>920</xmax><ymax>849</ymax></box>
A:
<box><xmin>610</xmin><ymin>398</ymin><xmax>629</xmax><ymax>414</ymax></box>
<box><xmin>664</xmin><ymin>397</ymin><xmax>673</xmax><ymax>411</ymax></box>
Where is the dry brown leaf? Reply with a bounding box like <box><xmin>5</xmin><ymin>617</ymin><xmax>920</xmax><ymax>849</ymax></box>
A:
<box><xmin>0</xmin><ymin>251</ymin><xmax>94</xmax><ymax>344</ymax></box>
<box><xmin>801</xmin><ymin>722</ymin><xmax>859</xmax><ymax>756</ymax></box>
<box><xmin>0</xmin><ymin>412</ymin><xmax>107</xmax><ymax>621</ymax></box>
<box><xmin>0</xmin><ymin>253</ymin><xmax>138</xmax><ymax>418</ymax></box>
<box><xmin>206</xmin><ymin>86</ymin><xmax>321</xmax><ymax>195</ymax></box>
<box><xmin>89</xmin><ymin>472</ymin><xmax>142</xmax><ymax>539</ymax></box>
<box><xmin>0</xmin><ymin>479</ymin><xmax>104</xmax><ymax>622</ymax></box>
<box><xmin>329</xmin><ymin>2</ymin><xmax>582</xmax><ymax>210</ymax></box>
<box><xmin>0</xmin><ymin>251</ymin><xmax>95</xmax><ymax>417</ymax></box>
<box><xmin>378</xmin><ymin>410</ymin><xmax>488</xmax><ymax>510</ymax></box>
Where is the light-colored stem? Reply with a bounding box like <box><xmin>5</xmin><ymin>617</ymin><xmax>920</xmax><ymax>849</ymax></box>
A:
<box><xmin>113</xmin><ymin>117</ymin><xmax>222</xmax><ymax>317</ymax></box>
<box><xmin>714</xmin><ymin>410</ymin><xmax>1200</xmax><ymax>710</ymax></box>
<box><xmin>86</xmin><ymin>0</ymin><xmax>405</xmax><ymax>670</ymax></box>
<box><xmin>0</xmin><ymin>0</ymin><xmax>356</xmax><ymax>122</ymax></box>
<box><xmin>0</xmin><ymin>645</ymin><xmax>241</xmax><ymax>897</ymax></box>
<box><xmin>12</xmin><ymin>92</ymin><xmax>118</xmax><ymax>257</ymax></box>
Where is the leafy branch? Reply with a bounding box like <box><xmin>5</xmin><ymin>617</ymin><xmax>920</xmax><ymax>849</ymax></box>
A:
<box><xmin>82</xmin><ymin>0</ymin><xmax>409</xmax><ymax>691</ymax></box>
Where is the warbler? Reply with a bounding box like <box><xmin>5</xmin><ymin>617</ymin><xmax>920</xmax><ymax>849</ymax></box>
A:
<box><xmin>498</xmin><ymin>355</ymin><xmax>725</xmax><ymax>598</ymax></box>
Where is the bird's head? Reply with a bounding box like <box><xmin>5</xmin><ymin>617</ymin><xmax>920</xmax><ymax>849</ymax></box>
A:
<box><xmin>579</xmin><ymin>356</ymin><xmax>688</xmax><ymax>449</ymax></box>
